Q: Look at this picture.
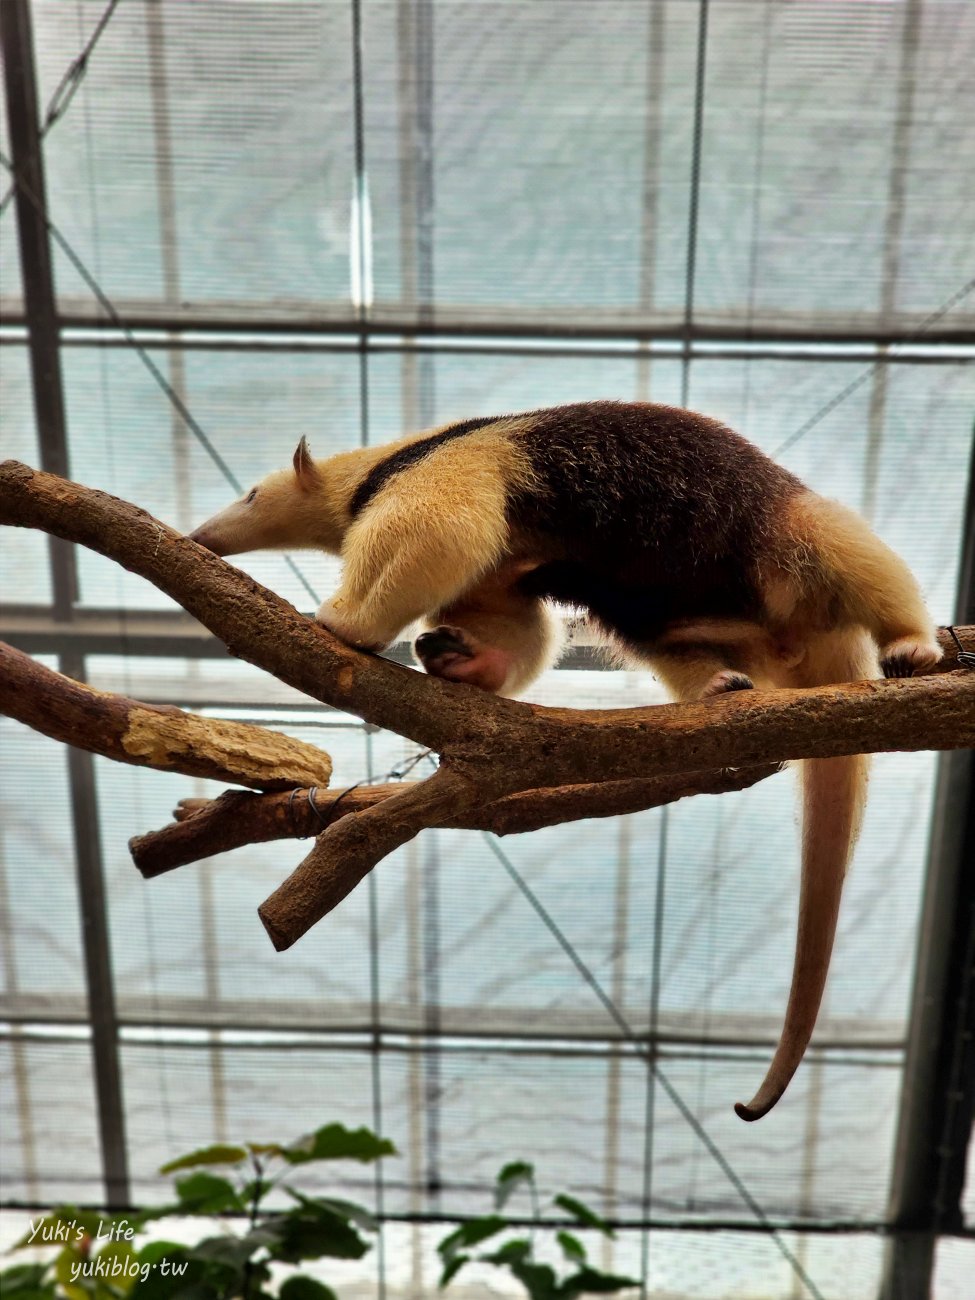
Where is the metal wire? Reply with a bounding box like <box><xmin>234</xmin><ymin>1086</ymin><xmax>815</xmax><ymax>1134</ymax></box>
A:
<box><xmin>0</xmin><ymin>0</ymin><xmax>122</xmax><ymax>217</ymax></box>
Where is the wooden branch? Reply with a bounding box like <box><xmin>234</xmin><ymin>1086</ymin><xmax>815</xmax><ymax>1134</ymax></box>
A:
<box><xmin>130</xmin><ymin>762</ymin><xmax>781</xmax><ymax>877</ymax></box>
<box><xmin>0</xmin><ymin>641</ymin><xmax>332</xmax><ymax>791</ymax></box>
<box><xmin>3</xmin><ymin>460</ymin><xmax>973</xmax><ymax>949</ymax></box>
<box><xmin>257</xmin><ymin>766</ymin><xmax>479</xmax><ymax>950</ymax></box>
<box><xmin>2</xmin><ymin>462</ymin><xmax>971</xmax><ymax>799</ymax></box>
<box><xmin>0</xmin><ymin>460</ymin><xmax>517</xmax><ymax>751</ymax></box>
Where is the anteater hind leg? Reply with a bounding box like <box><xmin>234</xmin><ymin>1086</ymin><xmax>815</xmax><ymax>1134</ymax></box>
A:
<box><xmin>637</xmin><ymin>643</ymin><xmax>771</xmax><ymax>703</ymax></box>
<box><xmin>634</xmin><ymin>619</ymin><xmax>784</xmax><ymax>702</ymax></box>
<box><xmin>786</xmin><ymin>494</ymin><xmax>942</xmax><ymax>678</ymax></box>
<box><xmin>415</xmin><ymin>563</ymin><xmax>564</xmax><ymax>697</ymax></box>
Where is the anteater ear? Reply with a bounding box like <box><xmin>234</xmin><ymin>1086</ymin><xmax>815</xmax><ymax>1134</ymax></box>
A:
<box><xmin>293</xmin><ymin>436</ymin><xmax>321</xmax><ymax>491</ymax></box>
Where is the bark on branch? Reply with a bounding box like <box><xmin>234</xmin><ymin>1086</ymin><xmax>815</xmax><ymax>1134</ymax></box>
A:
<box><xmin>258</xmin><ymin>765</ymin><xmax>479</xmax><ymax>950</ymax></box>
<box><xmin>130</xmin><ymin>762</ymin><xmax>781</xmax><ymax>877</ymax></box>
<box><xmin>0</xmin><ymin>640</ymin><xmax>332</xmax><ymax>791</ymax></box>
<box><xmin>2</xmin><ymin>459</ymin><xmax>973</xmax><ymax>948</ymax></box>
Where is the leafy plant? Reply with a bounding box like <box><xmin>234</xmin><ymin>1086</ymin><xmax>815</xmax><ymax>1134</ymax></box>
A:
<box><xmin>435</xmin><ymin>1162</ymin><xmax>640</xmax><ymax>1299</ymax></box>
<box><xmin>1</xmin><ymin>1124</ymin><xmax>395</xmax><ymax>1300</ymax></box>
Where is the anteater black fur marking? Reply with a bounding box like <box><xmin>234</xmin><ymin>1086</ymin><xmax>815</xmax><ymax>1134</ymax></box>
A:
<box><xmin>349</xmin><ymin>416</ymin><xmax>504</xmax><ymax>516</ymax></box>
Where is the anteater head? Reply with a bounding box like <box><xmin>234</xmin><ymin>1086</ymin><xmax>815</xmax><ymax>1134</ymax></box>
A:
<box><xmin>189</xmin><ymin>438</ymin><xmax>338</xmax><ymax>556</ymax></box>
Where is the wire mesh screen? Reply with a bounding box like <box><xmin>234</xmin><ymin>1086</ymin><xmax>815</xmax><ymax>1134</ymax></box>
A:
<box><xmin>2</xmin><ymin>2</ymin><xmax>974</xmax><ymax>1298</ymax></box>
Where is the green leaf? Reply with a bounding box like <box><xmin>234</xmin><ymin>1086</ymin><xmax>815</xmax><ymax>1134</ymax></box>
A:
<box><xmin>127</xmin><ymin>1252</ymin><xmax>207</xmax><ymax>1300</ymax></box>
<box><xmin>509</xmin><ymin>1260</ymin><xmax>559</xmax><ymax>1300</ymax></box>
<box><xmin>281</xmin><ymin>1124</ymin><xmax>396</xmax><ymax>1166</ymax></box>
<box><xmin>134</xmin><ymin>1243</ymin><xmax>184</xmax><ymax>1268</ymax></box>
<box><xmin>185</xmin><ymin>1235</ymin><xmax>257</xmax><ymax>1275</ymax></box>
<box><xmin>90</xmin><ymin>1241</ymin><xmax>139</xmax><ymax>1295</ymax></box>
<box><xmin>52</xmin><ymin>1246</ymin><xmax>89</xmax><ymax>1300</ymax></box>
<box><xmin>437</xmin><ymin>1216</ymin><xmax>507</xmax><ymax>1262</ymax></box>
<box><xmin>278</xmin><ymin>1278</ymin><xmax>339</xmax><ymax>1300</ymax></box>
<box><xmin>556</xmin><ymin>1231</ymin><xmax>587</xmax><ymax>1263</ymax></box>
<box><xmin>268</xmin><ymin>1205</ymin><xmax>370</xmax><ymax>1264</ymax></box>
<box><xmin>247</xmin><ymin>1143</ymin><xmax>286</xmax><ymax>1159</ymax></box>
<box><xmin>0</xmin><ymin>1263</ymin><xmax>54</xmax><ymax>1297</ymax></box>
<box><xmin>482</xmin><ymin>1239</ymin><xmax>532</xmax><ymax>1266</ymax></box>
<box><xmin>284</xmin><ymin>1189</ymin><xmax>378</xmax><ymax>1234</ymax></box>
<box><xmin>559</xmin><ymin>1267</ymin><xmax>641</xmax><ymax>1296</ymax></box>
<box><xmin>173</xmin><ymin>1172</ymin><xmax>244</xmax><ymax>1215</ymax></box>
<box><xmin>437</xmin><ymin>1254</ymin><xmax>469</xmax><ymax>1289</ymax></box>
<box><xmin>553</xmin><ymin>1195</ymin><xmax>614</xmax><ymax>1239</ymax></box>
<box><xmin>159</xmin><ymin>1145</ymin><xmax>249</xmax><ymax>1174</ymax></box>
<box><xmin>495</xmin><ymin>1161</ymin><xmax>535</xmax><ymax>1211</ymax></box>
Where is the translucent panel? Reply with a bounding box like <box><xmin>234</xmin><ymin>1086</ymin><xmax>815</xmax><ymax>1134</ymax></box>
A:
<box><xmin>896</xmin><ymin>3</ymin><xmax>975</xmax><ymax>319</ymax></box>
<box><xmin>61</xmin><ymin>346</ymin><xmax>361</xmax><ymax>610</ymax></box>
<box><xmin>646</xmin><ymin>1051</ymin><xmax>901</xmax><ymax>1221</ymax></box>
<box><xmin>0</xmin><ymin>719</ymin><xmax>87</xmax><ymax>1020</ymax></box>
<box><xmin>935</xmin><ymin>1237</ymin><xmax>975</xmax><ymax>1300</ymax></box>
<box><xmin>366</xmin><ymin>347</ymin><xmax>684</xmax><ymax>441</ymax></box>
<box><xmin>364</xmin><ymin>1</ymin><xmax>695</xmax><ymax>329</ymax></box>
<box><xmin>0</xmin><ymin>1036</ymin><xmax>102</xmax><ymax>1203</ymax></box>
<box><xmin>378</xmin><ymin>1042</ymin><xmax>899</xmax><ymax>1222</ymax></box>
<box><xmin>697</xmin><ymin>1</ymin><xmax>974</xmax><ymax>336</ymax></box>
<box><xmin>121</xmin><ymin>1040</ymin><xmax>379</xmax><ymax>1207</ymax></box>
<box><xmin>0</xmin><ymin>348</ymin><xmax>50</xmax><ymax>605</ymax></box>
<box><xmin>687</xmin><ymin>356</ymin><xmax>974</xmax><ymax>620</ymax></box>
<box><xmin>34</xmin><ymin>1</ymin><xmax>356</xmax><ymax>315</ymax></box>
<box><xmin>95</xmin><ymin>730</ymin><xmax>377</xmax><ymax>1028</ymax></box>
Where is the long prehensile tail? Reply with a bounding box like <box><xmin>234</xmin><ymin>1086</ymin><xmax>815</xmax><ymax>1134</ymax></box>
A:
<box><xmin>735</xmin><ymin>628</ymin><xmax>874</xmax><ymax>1121</ymax></box>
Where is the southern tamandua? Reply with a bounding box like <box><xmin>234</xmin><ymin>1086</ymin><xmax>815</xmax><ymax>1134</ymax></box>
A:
<box><xmin>189</xmin><ymin>401</ymin><xmax>942</xmax><ymax>1120</ymax></box>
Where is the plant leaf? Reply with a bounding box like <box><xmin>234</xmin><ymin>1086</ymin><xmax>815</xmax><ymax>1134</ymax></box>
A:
<box><xmin>509</xmin><ymin>1260</ymin><xmax>559</xmax><ymax>1300</ymax></box>
<box><xmin>279</xmin><ymin>1279</ymin><xmax>338</xmax><ymax>1300</ymax></box>
<box><xmin>0</xmin><ymin>1262</ymin><xmax>54</xmax><ymax>1298</ymax></box>
<box><xmin>173</xmin><ymin>1172</ymin><xmax>244</xmax><ymax>1215</ymax></box>
<box><xmin>281</xmin><ymin>1124</ymin><xmax>396</xmax><ymax>1166</ymax></box>
<box><xmin>267</xmin><ymin>1204</ymin><xmax>370</xmax><ymax>1263</ymax></box>
<box><xmin>482</xmin><ymin>1239</ymin><xmax>532</xmax><ymax>1266</ymax></box>
<box><xmin>437</xmin><ymin>1254</ymin><xmax>469</xmax><ymax>1289</ymax></box>
<box><xmin>559</xmin><ymin>1267</ymin><xmax>641</xmax><ymax>1295</ymax></box>
<box><xmin>495</xmin><ymin>1161</ymin><xmax>535</xmax><ymax>1211</ymax></box>
<box><xmin>159</xmin><ymin>1145</ymin><xmax>249</xmax><ymax>1174</ymax></box>
<box><xmin>90</xmin><ymin>1241</ymin><xmax>139</xmax><ymax>1296</ymax></box>
<box><xmin>437</xmin><ymin>1216</ymin><xmax>507</xmax><ymax>1262</ymax></box>
<box><xmin>133</xmin><ymin>1243</ymin><xmax>185</xmax><ymax>1268</ymax></box>
<box><xmin>284</xmin><ymin>1189</ymin><xmax>379</xmax><ymax>1234</ymax></box>
<box><xmin>553</xmin><ymin>1195</ymin><xmax>614</xmax><ymax>1239</ymax></box>
<box><xmin>556</xmin><ymin>1231</ymin><xmax>587</xmax><ymax>1263</ymax></box>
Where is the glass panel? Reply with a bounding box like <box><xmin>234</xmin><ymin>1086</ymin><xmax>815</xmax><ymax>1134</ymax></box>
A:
<box><xmin>365</xmin><ymin>0</ymin><xmax>696</xmax><ymax>331</ymax></box>
<box><xmin>0</xmin><ymin>1036</ymin><xmax>101</xmax><ymax>1204</ymax></box>
<box><xmin>34</xmin><ymin>1</ymin><xmax>356</xmax><ymax>316</ymax></box>
<box><xmin>0</xmin><ymin>719</ymin><xmax>87</xmax><ymax>1020</ymax></box>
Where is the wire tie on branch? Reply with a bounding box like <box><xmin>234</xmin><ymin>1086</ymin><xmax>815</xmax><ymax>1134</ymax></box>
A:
<box><xmin>947</xmin><ymin>626</ymin><xmax>975</xmax><ymax>670</ymax></box>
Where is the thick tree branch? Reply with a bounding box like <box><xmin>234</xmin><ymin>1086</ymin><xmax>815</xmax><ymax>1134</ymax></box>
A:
<box><xmin>130</xmin><ymin>762</ymin><xmax>781</xmax><ymax>877</ymax></box>
<box><xmin>2</xmin><ymin>462</ymin><xmax>971</xmax><ymax>799</ymax></box>
<box><xmin>3</xmin><ymin>460</ymin><xmax>973</xmax><ymax>949</ymax></box>
<box><xmin>257</xmin><ymin>766</ymin><xmax>479</xmax><ymax>950</ymax></box>
<box><xmin>0</xmin><ymin>640</ymin><xmax>333</xmax><ymax>791</ymax></box>
<box><xmin>0</xmin><ymin>460</ymin><xmax>517</xmax><ymax>750</ymax></box>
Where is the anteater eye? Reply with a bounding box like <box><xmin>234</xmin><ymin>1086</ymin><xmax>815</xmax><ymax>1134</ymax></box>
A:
<box><xmin>245</xmin><ymin>488</ymin><xmax>258</xmax><ymax>504</ymax></box>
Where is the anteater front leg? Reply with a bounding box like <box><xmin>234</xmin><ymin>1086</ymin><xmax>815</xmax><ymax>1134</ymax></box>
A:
<box><xmin>316</xmin><ymin>501</ymin><xmax>504</xmax><ymax>651</ymax></box>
